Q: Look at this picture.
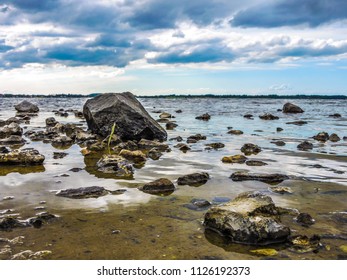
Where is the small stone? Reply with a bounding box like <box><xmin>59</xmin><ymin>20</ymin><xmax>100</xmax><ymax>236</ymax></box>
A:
<box><xmin>222</xmin><ymin>155</ymin><xmax>247</xmax><ymax>164</ymax></box>
<box><xmin>227</xmin><ymin>130</ymin><xmax>243</xmax><ymax>135</ymax></box>
<box><xmin>119</xmin><ymin>149</ymin><xmax>147</xmax><ymax>163</ymax></box>
<box><xmin>177</xmin><ymin>172</ymin><xmax>210</xmax><ymax>186</ymax></box>
<box><xmin>195</xmin><ymin>113</ymin><xmax>211</xmax><ymax>121</ymax></box>
<box><xmin>56</xmin><ymin>186</ymin><xmax>108</xmax><ymax>199</ymax></box>
<box><xmin>205</xmin><ymin>143</ymin><xmax>225</xmax><ymax>149</ymax></box>
<box><xmin>296</xmin><ymin>213</ymin><xmax>315</xmax><ymax>227</ymax></box>
<box><xmin>174</xmin><ymin>143</ymin><xmax>191</xmax><ymax>152</ymax></box>
<box><xmin>297</xmin><ymin>141</ymin><xmax>313</xmax><ymax>150</ymax></box>
<box><xmin>246</xmin><ymin>160</ymin><xmax>267</xmax><ymax>166</ymax></box>
<box><xmin>169</xmin><ymin>136</ymin><xmax>183</xmax><ymax>142</ymax></box>
<box><xmin>271</xmin><ymin>140</ymin><xmax>285</xmax><ymax>146</ymax></box>
<box><xmin>250</xmin><ymin>248</ymin><xmax>278</xmax><ymax>256</ymax></box>
<box><xmin>276</xmin><ymin>127</ymin><xmax>283</xmax><ymax>132</ymax></box>
<box><xmin>230</xmin><ymin>172</ymin><xmax>289</xmax><ymax>184</ymax></box>
<box><xmin>243</xmin><ymin>114</ymin><xmax>253</xmax><ymax>119</ymax></box>
<box><xmin>329</xmin><ymin>133</ymin><xmax>340</xmax><ymax>142</ymax></box>
<box><xmin>286</xmin><ymin>121</ymin><xmax>308</xmax><ymax>126</ymax></box>
<box><xmin>175</xmin><ymin>109</ymin><xmax>182</xmax><ymax>113</ymax></box>
<box><xmin>139</xmin><ymin>178</ymin><xmax>175</xmax><ymax>195</ymax></box>
<box><xmin>148</xmin><ymin>148</ymin><xmax>163</xmax><ymax>160</ymax></box>
<box><xmin>329</xmin><ymin>113</ymin><xmax>341</xmax><ymax>118</ymax></box>
<box><xmin>313</xmin><ymin>132</ymin><xmax>329</xmax><ymax>142</ymax></box>
<box><xmin>112</xmin><ymin>230</ymin><xmax>121</xmax><ymax>234</ymax></box>
<box><xmin>3</xmin><ymin>196</ymin><xmax>14</xmax><ymax>201</ymax></box>
<box><xmin>159</xmin><ymin>112</ymin><xmax>172</xmax><ymax>119</ymax></box>
<box><xmin>166</xmin><ymin>122</ymin><xmax>178</xmax><ymax>130</ymax></box>
<box><xmin>259</xmin><ymin>113</ymin><xmax>279</xmax><ymax>120</ymax></box>
<box><xmin>339</xmin><ymin>245</ymin><xmax>347</xmax><ymax>253</ymax></box>
<box><xmin>269</xmin><ymin>186</ymin><xmax>293</xmax><ymax>194</ymax></box>
<box><xmin>241</xmin><ymin>143</ymin><xmax>261</xmax><ymax>155</ymax></box>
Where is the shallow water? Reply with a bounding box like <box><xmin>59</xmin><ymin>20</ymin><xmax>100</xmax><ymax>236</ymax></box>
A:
<box><xmin>0</xmin><ymin>97</ymin><xmax>347</xmax><ymax>260</ymax></box>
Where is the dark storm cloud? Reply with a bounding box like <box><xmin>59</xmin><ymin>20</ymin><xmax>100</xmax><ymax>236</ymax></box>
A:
<box><xmin>232</xmin><ymin>0</ymin><xmax>347</xmax><ymax>27</ymax></box>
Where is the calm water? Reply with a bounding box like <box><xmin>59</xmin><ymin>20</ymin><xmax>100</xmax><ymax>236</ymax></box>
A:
<box><xmin>0</xmin><ymin>97</ymin><xmax>347</xmax><ymax>260</ymax></box>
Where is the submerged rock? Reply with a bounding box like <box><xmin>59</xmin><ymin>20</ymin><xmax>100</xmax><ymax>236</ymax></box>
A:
<box><xmin>169</xmin><ymin>136</ymin><xmax>183</xmax><ymax>142</ymax></box>
<box><xmin>96</xmin><ymin>155</ymin><xmax>133</xmax><ymax>177</ymax></box>
<box><xmin>227</xmin><ymin>130</ymin><xmax>243</xmax><ymax>135</ymax></box>
<box><xmin>230</xmin><ymin>171</ymin><xmax>289</xmax><ymax>184</ymax></box>
<box><xmin>184</xmin><ymin>199</ymin><xmax>211</xmax><ymax>211</ymax></box>
<box><xmin>83</xmin><ymin>92</ymin><xmax>167</xmax><ymax>141</ymax></box>
<box><xmin>241</xmin><ymin>143</ymin><xmax>261</xmax><ymax>155</ymax></box>
<box><xmin>246</xmin><ymin>160</ymin><xmax>268</xmax><ymax>166</ymax></box>
<box><xmin>283</xmin><ymin>102</ymin><xmax>304</xmax><ymax>114</ymax></box>
<box><xmin>14</xmin><ymin>100</ymin><xmax>39</xmax><ymax>113</ymax></box>
<box><xmin>177</xmin><ymin>172</ymin><xmax>210</xmax><ymax>186</ymax></box>
<box><xmin>271</xmin><ymin>140</ymin><xmax>286</xmax><ymax>146</ymax></box>
<box><xmin>329</xmin><ymin>113</ymin><xmax>341</xmax><ymax>118</ymax></box>
<box><xmin>222</xmin><ymin>155</ymin><xmax>247</xmax><ymax>164</ymax></box>
<box><xmin>204</xmin><ymin>191</ymin><xmax>291</xmax><ymax>245</ymax></box>
<box><xmin>11</xmin><ymin>250</ymin><xmax>52</xmax><ymax>260</ymax></box>
<box><xmin>139</xmin><ymin>178</ymin><xmax>175</xmax><ymax>195</ymax></box>
<box><xmin>205</xmin><ymin>143</ymin><xmax>225</xmax><ymax>149</ymax></box>
<box><xmin>297</xmin><ymin>141</ymin><xmax>313</xmax><ymax>150</ymax></box>
<box><xmin>276</xmin><ymin>127</ymin><xmax>283</xmax><ymax>132</ymax></box>
<box><xmin>187</xmin><ymin>134</ymin><xmax>206</xmax><ymax>142</ymax></box>
<box><xmin>286</xmin><ymin>120</ymin><xmax>307</xmax><ymax>126</ymax></box>
<box><xmin>259</xmin><ymin>113</ymin><xmax>279</xmax><ymax>120</ymax></box>
<box><xmin>159</xmin><ymin>112</ymin><xmax>172</xmax><ymax>119</ymax></box>
<box><xmin>0</xmin><ymin>217</ymin><xmax>28</xmax><ymax>231</ymax></box>
<box><xmin>56</xmin><ymin>186</ymin><xmax>108</xmax><ymax>199</ymax></box>
<box><xmin>288</xmin><ymin>235</ymin><xmax>322</xmax><ymax>253</ymax></box>
<box><xmin>269</xmin><ymin>186</ymin><xmax>293</xmax><ymax>194</ymax></box>
<box><xmin>243</xmin><ymin>114</ymin><xmax>253</xmax><ymax>119</ymax></box>
<box><xmin>0</xmin><ymin>148</ymin><xmax>45</xmax><ymax>165</ymax></box>
<box><xmin>296</xmin><ymin>213</ymin><xmax>315</xmax><ymax>227</ymax></box>
<box><xmin>195</xmin><ymin>113</ymin><xmax>211</xmax><ymax>121</ymax></box>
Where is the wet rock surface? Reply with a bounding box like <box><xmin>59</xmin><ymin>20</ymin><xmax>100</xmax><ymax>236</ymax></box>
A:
<box><xmin>230</xmin><ymin>172</ymin><xmax>289</xmax><ymax>184</ymax></box>
<box><xmin>296</xmin><ymin>213</ymin><xmax>315</xmax><ymax>227</ymax></box>
<box><xmin>195</xmin><ymin>113</ymin><xmax>211</xmax><ymax>121</ymax></box>
<box><xmin>177</xmin><ymin>172</ymin><xmax>210</xmax><ymax>186</ymax></box>
<box><xmin>259</xmin><ymin>113</ymin><xmax>279</xmax><ymax>120</ymax></box>
<box><xmin>0</xmin><ymin>148</ymin><xmax>45</xmax><ymax>165</ymax></box>
<box><xmin>313</xmin><ymin>132</ymin><xmax>329</xmax><ymax>142</ymax></box>
<box><xmin>83</xmin><ymin>92</ymin><xmax>167</xmax><ymax>141</ymax></box>
<box><xmin>245</xmin><ymin>160</ymin><xmax>268</xmax><ymax>166</ymax></box>
<box><xmin>138</xmin><ymin>139</ymin><xmax>169</xmax><ymax>152</ymax></box>
<box><xmin>205</xmin><ymin>143</ymin><xmax>225</xmax><ymax>149</ymax></box>
<box><xmin>297</xmin><ymin>141</ymin><xmax>313</xmax><ymax>150</ymax></box>
<box><xmin>222</xmin><ymin>155</ymin><xmax>247</xmax><ymax>164</ymax></box>
<box><xmin>227</xmin><ymin>130</ymin><xmax>243</xmax><ymax>135</ymax></box>
<box><xmin>0</xmin><ymin>123</ymin><xmax>23</xmax><ymax>138</ymax></box>
<box><xmin>0</xmin><ymin>135</ymin><xmax>25</xmax><ymax>145</ymax></box>
<box><xmin>283</xmin><ymin>102</ymin><xmax>304</xmax><ymax>114</ymax></box>
<box><xmin>14</xmin><ymin>101</ymin><xmax>39</xmax><ymax>113</ymax></box>
<box><xmin>56</xmin><ymin>186</ymin><xmax>109</xmax><ymax>199</ymax></box>
<box><xmin>139</xmin><ymin>178</ymin><xmax>175</xmax><ymax>195</ymax></box>
<box><xmin>119</xmin><ymin>149</ymin><xmax>147</xmax><ymax>163</ymax></box>
<box><xmin>204</xmin><ymin>191</ymin><xmax>291</xmax><ymax>245</ymax></box>
<box><xmin>96</xmin><ymin>155</ymin><xmax>134</xmax><ymax>178</ymax></box>
<box><xmin>241</xmin><ymin>143</ymin><xmax>261</xmax><ymax>155</ymax></box>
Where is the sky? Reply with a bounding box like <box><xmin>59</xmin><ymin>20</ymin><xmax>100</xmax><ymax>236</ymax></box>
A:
<box><xmin>0</xmin><ymin>0</ymin><xmax>347</xmax><ymax>95</ymax></box>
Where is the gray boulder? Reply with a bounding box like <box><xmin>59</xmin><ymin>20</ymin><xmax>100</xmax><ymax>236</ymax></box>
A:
<box><xmin>283</xmin><ymin>102</ymin><xmax>304</xmax><ymax>113</ymax></box>
<box><xmin>204</xmin><ymin>191</ymin><xmax>291</xmax><ymax>245</ymax></box>
<box><xmin>83</xmin><ymin>92</ymin><xmax>167</xmax><ymax>141</ymax></box>
<box><xmin>14</xmin><ymin>100</ymin><xmax>39</xmax><ymax>113</ymax></box>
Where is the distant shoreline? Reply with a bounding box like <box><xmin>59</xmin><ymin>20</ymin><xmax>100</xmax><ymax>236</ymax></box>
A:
<box><xmin>0</xmin><ymin>93</ymin><xmax>346</xmax><ymax>99</ymax></box>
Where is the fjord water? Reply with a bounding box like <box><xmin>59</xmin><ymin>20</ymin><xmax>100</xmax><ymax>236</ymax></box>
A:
<box><xmin>0</xmin><ymin>97</ymin><xmax>347</xmax><ymax>260</ymax></box>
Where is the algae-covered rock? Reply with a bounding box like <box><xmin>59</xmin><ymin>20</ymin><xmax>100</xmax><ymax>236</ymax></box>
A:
<box><xmin>204</xmin><ymin>191</ymin><xmax>290</xmax><ymax>245</ymax></box>
<box><xmin>0</xmin><ymin>148</ymin><xmax>45</xmax><ymax>166</ymax></box>
<box><xmin>96</xmin><ymin>155</ymin><xmax>133</xmax><ymax>178</ymax></box>
<box><xmin>250</xmin><ymin>248</ymin><xmax>278</xmax><ymax>256</ymax></box>
<box><xmin>222</xmin><ymin>155</ymin><xmax>247</xmax><ymax>164</ymax></box>
<box><xmin>138</xmin><ymin>139</ymin><xmax>169</xmax><ymax>152</ymax></box>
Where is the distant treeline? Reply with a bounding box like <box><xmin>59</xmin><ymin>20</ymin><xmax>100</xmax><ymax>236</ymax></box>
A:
<box><xmin>1</xmin><ymin>93</ymin><xmax>346</xmax><ymax>99</ymax></box>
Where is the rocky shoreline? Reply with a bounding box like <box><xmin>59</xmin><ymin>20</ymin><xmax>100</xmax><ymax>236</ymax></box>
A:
<box><xmin>1</xmin><ymin>94</ymin><xmax>347</xmax><ymax>260</ymax></box>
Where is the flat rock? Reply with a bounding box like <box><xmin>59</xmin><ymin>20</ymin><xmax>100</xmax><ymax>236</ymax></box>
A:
<box><xmin>187</xmin><ymin>134</ymin><xmax>206</xmax><ymax>142</ymax></box>
<box><xmin>0</xmin><ymin>148</ymin><xmax>45</xmax><ymax>165</ymax></box>
<box><xmin>0</xmin><ymin>135</ymin><xmax>25</xmax><ymax>145</ymax></box>
<box><xmin>246</xmin><ymin>160</ymin><xmax>267</xmax><ymax>166</ymax></box>
<box><xmin>269</xmin><ymin>186</ymin><xmax>293</xmax><ymax>194</ymax></box>
<box><xmin>222</xmin><ymin>155</ymin><xmax>247</xmax><ymax>164</ymax></box>
<box><xmin>147</xmin><ymin>148</ymin><xmax>162</xmax><ymax>160</ymax></box>
<box><xmin>227</xmin><ymin>130</ymin><xmax>243</xmax><ymax>135</ymax></box>
<box><xmin>56</xmin><ymin>186</ymin><xmax>108</xmax><ymax>199</ymax></box>
<box><xmin>14</xmin><ymin>100</ymin><xmax>39</xmax><ymax>113</ymax></box>
<box><xmin>286</xmin><ymin>120</ymin><xmax>307</xmax><ymax>126</ymax></box>
<box><xmin>271</xmin><ymin>140</ymin><xmax>285</xmax><ymax>146</ymax></box>
<box><xmin>159</xmin><ymin>112</ymin><xmax>172</xmax><ymax>119</ymax></box>
<box><xmin>204</xmin><ymin>191</ymin><xmax>291</xmax><ymax>245</ymax></box>
<box><xmin>83</xmin><ymin>92</ymin><xmax>167</xmax><ymax>141</ymax></box>
<box><xmin>139</xmin><ymin>178</ymin><xmax>175</xmax><ymax>195</ymax></box>
<box><xmin>230</xmin><ymin>171</ymin><xmax>289</xmax><ymax>184</ymax></box>
<box><xmin>177</xmin><ymin>172</ymin><xmax>210</xmax><ymax>186</ymax></box>
<box><xmin>283</xmin><ymin>102</ymin><xmax>304</xmax><ymax>114</ymax></box>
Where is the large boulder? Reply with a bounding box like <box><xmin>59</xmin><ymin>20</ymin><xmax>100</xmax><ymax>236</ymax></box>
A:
<box><xmin>14</xmin><ymin>100</ymin><xmax>39</xmax><ymax>113</ymax></box>
<box><xmin>283</xmin><ymin>102</ymin><xmax>304</xmax><ymax>113</ymax></box>
<box><xmin>204</xmin><ymin>191</ymin><xmax>291</xmax><ymax>245</ymax></box>
<box><xmin>83</xmin><ymin>92</ymin><xmax>167</xmax><ymax>141</ymax></box>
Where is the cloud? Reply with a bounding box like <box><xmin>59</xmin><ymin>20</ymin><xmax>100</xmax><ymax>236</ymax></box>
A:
<box><xmin>232</xmin><ymin>0</ymin><xmax>347</xmax><ymax>28</ymax></box>
<box><xmin>269</xmin><ymin>84</ymin><xmax>292</xmax><ymax>91</ymax></box>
